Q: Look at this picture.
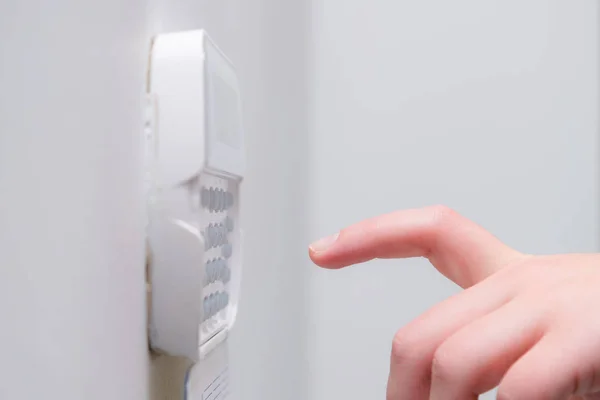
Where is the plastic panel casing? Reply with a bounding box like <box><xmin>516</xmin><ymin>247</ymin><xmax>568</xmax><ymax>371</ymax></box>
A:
<box><xmin>146</xmin><ymin>30</ymin><xmax>245</xmax><ymax>361</ymax></box>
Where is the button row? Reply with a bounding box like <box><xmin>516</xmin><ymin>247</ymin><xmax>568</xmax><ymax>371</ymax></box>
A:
<box><xmin>202</xmin><ymin>291</ymin><xmax>229</xmax><ymax>321</ymax></box>
<box><xmin>200</xmin><ymin>187</ymin><xmax>234</xmax><ymax>213</ymax></box>
<box><xmin>205</xmin><ymin>258</ymin><xmax>231</xmax><ymax>285</ymax></box>
<box><xmin>204</xmin><ymin>223</ymin><xmax>228</xmax><ymax>249</ymax></box>
<box><xmin>203</xmin><ymin>218</ymin><xmax>235</xmax><ymax>250</ymax></box>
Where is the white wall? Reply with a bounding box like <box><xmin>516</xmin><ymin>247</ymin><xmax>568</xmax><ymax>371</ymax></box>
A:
<box><xmin>0</xmin><ymin>0</ymin><xmax>309</xmax><ymax>399</ymax></box>
<box><xmin>307</xmin><ymin>1</ymin><xmax>599</xmax><ymax>399</ymax></box>
<box><xmin>0</xmin><ymin>1</ymin><xmax>150</xmax><ymax>398</ymax></box>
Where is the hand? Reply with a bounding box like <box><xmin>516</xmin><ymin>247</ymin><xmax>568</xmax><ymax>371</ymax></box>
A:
<box><xmin>308</xmin><ymin>205</ymin><xmax>600</xmax><ymax>400</ymax></box>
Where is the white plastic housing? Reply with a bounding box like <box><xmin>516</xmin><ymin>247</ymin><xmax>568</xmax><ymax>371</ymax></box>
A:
<box><xmin>146</xmin><ymin>30</ymin><xmax>245</xmax><ymax>362</ymax></box>
<box><xmin>184</xmin><ymin>341</ymin><xmax>230</xmax><ymax>399</ymax></box>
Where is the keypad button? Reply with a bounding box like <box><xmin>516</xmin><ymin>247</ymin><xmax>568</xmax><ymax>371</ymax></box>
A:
<box><xmin>203</xmin><ymin>296</ymin><xmax>209</xmax><ymax>320</ymax></box>
<box><xmin>220</xmin><ymin>189</ymin><xmax>227</xmax><ymax>212</ymax></box>
<box><xmin>221</xmin><ymin>192</ymin><xmax>227</xmax><ymax>210</ymax></box>
<box><xmin>214</xmin><ymin>195</ymin><xmax>219</xmax><ymax>211</ymax></box>
<box><xmin>222</xmin><ymin>260</ymin><xmax>228</xmax><ymax>277</ymax></box>
<box><xmin>203</xmin><ymin>230</ymin><xmax>211</xmax><ymax>250</ymax></box>
<box><xmin>204</xmin><ymin>294</ymin><xmax>210</xmax><ymax>313</ymax></box>
<box><xmin>214</xmin><ymin>294</ymin><xmax>220</xmax><ymax>316</ymax></box>
<box><xmin>222</xmin><ymin>243</ymin><xmax>232</xmax><ymax>259</ymax></box>
<box><xmin>215</xmin><ymin>293</ymin><xmax>221</xmax><ymax>313</ymax></box>
<box><xmin>208</xmin><ymin>293</ymin><xmax>215</xmax><ymax>318</ymax></box>
<box><xmin>221</xmin><ymin>267</ymin><xmax>227</xmax><ymax>284</ymax></box>
<box><xmin>215</xmin><ymin>293</ymin><xmax>222</xmax><ymax>311</ymax></box>
<box><xmin>214</xmin><ymin>260</ymin><xmax>220</xmax><ymax>282</ymax></box>
<box><xmin>214</xmin><ymin>230</ymin><xmax>220</xmax><ymax>248</ymax></box>
<box><xmin>200</xmin><ymin>187</ymin><xmax>210</xmax><ymax>208</ymax></box>
<box><xmin>215</xmin><ymin>189</ymin><xmax>220</xmax><ymax>212</ymax></box>
<box><xmin>210</xmin><ymin>224</ymin><xmax>219</xmax><ymax>248</ymax></box>
<box><xmin>217</xmin><ymin>224</ymin><xmax>227</xmax><ymax>246</ymax></box>
<box><xmin>206</xmin><ymin>259</ymin><xmax>215</xmax><ymax>283</ymax></box>
<box><xmin>226</xmin><ymin>192</ymin><xmax>233</xmax><ymax>208</ymax></box>
<box><xmin>213</xmin><ymin>189</ymin><xmax>220</xmax><ymax>212</ymax></box>
<box><xmin>212</xmin><ymin>226</ymin><xmax>219</xmax><ymax>247</ymax></box>
<box><xmin>205</xmin><ymin>225</ymin><xmax>212</xmax><ymax>248</ymax></box>
<box><xmin>224</xmin><ymin>216</ymin><xmax>234</xmax><ymax>232</ymax></box>
<box><xmin>221</xmin><ymin>261</ymin><xmax>228</xmax><ymax>281</ymax></box>
<box><xmin>220</xmin><ymin>189</ymin><xmax>226</xmax><ymax>212</ymax></box>
<box><xmin>221</xmin><ymin>224</ymin><xmax>228</xmax><ymax>243</ymax></box>
<box><xmin>205</xmin><ymin>260</ymin><xmax>211</xmax><ymax>283</ymax></box>
<box><xmin>212</xmin><ymin>260</ymin><xmax>218</xmax><ymax>282</ymax></box>
<box><xmin>214</xmin><ymin>259</ymin><xmax>221</xmax><ymax>281</ymax></box>
<box><xmin>221</xmin><ymin>293</ymin><xmax>227</xmax><ymax>310</ymax></box>
<box><xmin>208</xmin><ymin>188</ymin><xmax>216</xmax><ymax>212</ymax></box>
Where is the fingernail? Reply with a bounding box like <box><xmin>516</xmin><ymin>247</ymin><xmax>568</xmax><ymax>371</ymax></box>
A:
<box><xmin>309</xmin><ymin>233</ymin><xmax>339</xmax><ymax>252</ymax></box>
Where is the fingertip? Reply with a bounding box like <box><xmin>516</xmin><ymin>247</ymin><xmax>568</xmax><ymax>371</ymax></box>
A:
<box><xmin>307</xmin><ymin>246</ymin><xmax>320</xmax><ymax>262</ymax></box>
<box><xmin>309</xmin><ymin>233</ymin><xmax>339</xmax><ymax>253</ymax></box>
<box><xmin>308</xmin><ymin>232</ymin><xmax>342</xmax><ymax>268</ymax></box>
<box><xmin>308</xmin><ymin>248</ymin><xmax>334</xmax><ymax>268</ymax></box>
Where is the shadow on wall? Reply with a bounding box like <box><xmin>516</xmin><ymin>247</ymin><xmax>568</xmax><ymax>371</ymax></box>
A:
<box><xmin>149</xmin><ymin>354</ymin><xmax>192</xmax><ymax>400</ymax></box>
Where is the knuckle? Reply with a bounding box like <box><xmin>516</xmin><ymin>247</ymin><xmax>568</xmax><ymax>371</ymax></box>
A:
<box><xmin>501</xmin><ymin>257</ymin><xmax>557</xmax><ymax>293</ymax></box>
<box><xmin>498</xmin><ymin>374</ymin><xmax>552</xmax><ymax>400</ymax></box>
<box><xmin>431</xmin><ymin>345</ymin><xmax>463</xmax><ymax>384</ymax></box>
<box><xmin>428</xmin><ymin>205</ymin><xmax>461</xmax><ymax>234</ymax></box>
<box><xmin>520</xmin><ymin>258</ymin><xmax>546</xmax><ymax>275</ymax></box>
<box><xmin>391</xmin><ymin>328</ymin><xmax>426</xmax><ymax>366</ymax></box>
<box><xmin>429</xmin><ymin>204</ymin><xmax>458</xmax><ymax>224</ymax></box>
<box><xmin>497</xmin><ymin>383</ymin><xmax>533</xmax><ymax>400</ymax></box>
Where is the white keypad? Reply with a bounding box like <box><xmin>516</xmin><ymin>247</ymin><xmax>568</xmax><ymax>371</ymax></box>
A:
<box><xmin>196</xmin><ymin>173</ymin><xmax>240</xmax><ymax>345</ymax></box>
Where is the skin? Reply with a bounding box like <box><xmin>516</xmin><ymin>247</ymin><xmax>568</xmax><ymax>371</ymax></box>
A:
<box><xmin>308</xmin><ymin>205</ymin><xmax>600</xmax><ymax>400</ymax></box>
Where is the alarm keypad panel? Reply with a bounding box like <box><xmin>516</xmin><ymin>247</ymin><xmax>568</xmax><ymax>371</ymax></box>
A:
<box><xmin>195</xmin><ymin>172</ymin><xmax>240</xmax><ymax>346</ymax></box>
<box><xmin>146</xmin><ymin>29</ymin><xmax>244</xmax><ymax>362</ymax></box>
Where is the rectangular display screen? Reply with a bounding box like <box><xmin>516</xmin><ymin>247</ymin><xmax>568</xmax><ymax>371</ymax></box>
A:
<box><xmin>204</xmin><ymin>35</ymin><xmax>245</xmax><ymax>178</ymax></box>
<box><xmin>212</xmin><ymin>73</ymin><xmax>241</xmax><ymax>149</ymax></box>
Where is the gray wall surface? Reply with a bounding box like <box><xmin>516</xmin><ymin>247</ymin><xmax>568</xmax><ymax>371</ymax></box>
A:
<box><xmin>307</xmin><ymin>1</ymin><xmax>599</xmax><ymax>399</ymax></box>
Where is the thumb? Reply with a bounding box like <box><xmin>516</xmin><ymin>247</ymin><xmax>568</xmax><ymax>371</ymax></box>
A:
<box><xmin>308</xmin><ymin>205</ymin><xmax>524</xmax><ymax>288</ymax></box>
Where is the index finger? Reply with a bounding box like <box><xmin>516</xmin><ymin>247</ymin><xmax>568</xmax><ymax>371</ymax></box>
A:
<box><xmin>308</xmin><ymin>205</ymin><xmax>522</xmax><ymax>288</ymax></box>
